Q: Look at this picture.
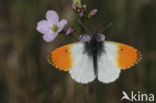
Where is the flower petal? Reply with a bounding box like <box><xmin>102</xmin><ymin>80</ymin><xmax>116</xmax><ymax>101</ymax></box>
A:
<box><xmin>46</xmin><ymin>10</ymin><xmax>59</xmax><ymax>24</ymax></box>
<box><xmin>78</xmin><ymin>34</ymin><xmax>91</xmax><ymax>42</ymax></box>
<box><xmin>58</xmin><ymin>19</ymin><xmax>68</xmax><ymax>32</ymax></box>
<box><xmin>36</xmin><ymin>20</ymin><xmax>53</xmax><ymax>35</ymax></box>
<box><xmin>43</xmin><ymin>34</ymin><xmax>57</xmax><ymax>42</ymax></box>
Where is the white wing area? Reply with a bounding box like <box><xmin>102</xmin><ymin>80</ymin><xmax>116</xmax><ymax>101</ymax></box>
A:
<box><xmin>69</xmin><ymin>43</ymin><xmax>96</xmax><ymax>84</ymax></box>
<box><xmin>98</xmin><ymin>41</ymin><xmax>121</xmax><ymax>83</ymax></box>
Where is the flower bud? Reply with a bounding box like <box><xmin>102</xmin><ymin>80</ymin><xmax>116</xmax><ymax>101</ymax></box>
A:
<box><xmin>66</xmin><ymin>28</ymin><xmax>73</xmax><ymax>35</ymax></box>
<box><xmin>72</xmin><ymin>3</ymin><xmax>77</xmax><ymax>10</ymax></box>
<box><xmin>82</xmin><ymin>4</ymin><xmax>87</xmax><ymax>11</ymax></box>
<box><xmin>79</xmin><ymin>11</ymin><xmax>84</xmax><ymax>17</ymax></box>
<box><xmin>73</xmin><ymin>0</ymin><xmax>82</xmax><ymax>8</ymax></box>
<box><xmin>90</xmin><ymin>9</ymin><xmax>98</xmax><ymax>15</ymax></box>
<box><xmin>88</xmin><ymin>9</ymin><xmax>98</xmax><ymax>18</ymax></box>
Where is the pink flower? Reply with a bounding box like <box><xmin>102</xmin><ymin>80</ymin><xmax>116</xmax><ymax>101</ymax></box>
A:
<box><xmin>78</xmin><ymin>34</ymin><xmax>91</xmax><ymax>42</ymax></box>
<box><xmin>78</xmin><ymin>33</ymin><xmax>105</xmax><ymax>42</ymax></box>
<box><xmin>36</xmin><ymin>10</ymin><xmax>67</xmax><ymax>42</ymax></box>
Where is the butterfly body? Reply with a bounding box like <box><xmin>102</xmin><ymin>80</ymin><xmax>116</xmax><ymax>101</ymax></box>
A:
<box><xmin>84</xmin><ymin>32</ymin><xmax>104</xmax><ymax>76</ymax></box>
<box><xmin>49</xmin><ymin>33</ymin><xmax>142</xmax><ymax>84</ymax></box>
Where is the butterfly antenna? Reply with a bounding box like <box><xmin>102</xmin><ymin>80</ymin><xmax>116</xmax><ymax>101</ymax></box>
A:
<box><xmin>98</xmin><ymin>22</ymin><xmax>112</xmax><ymax>33</ymax></box>
<box><xmin>78</xmin><ymin>20</ymin><xmax>92</xmax><ymax>35</ymax></box>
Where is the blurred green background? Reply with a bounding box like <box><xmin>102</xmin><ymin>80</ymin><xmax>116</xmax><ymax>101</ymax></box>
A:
<box><xmin>0</xmin><ymin>0</ymin><xmax>156</xmax><ymax>103</ymax></box>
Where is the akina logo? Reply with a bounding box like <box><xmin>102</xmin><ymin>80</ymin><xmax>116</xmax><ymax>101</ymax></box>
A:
<box><xmin>121</xmin><ymin>91</ymin><xmax>155</xmax><ymax>102</ymax></box>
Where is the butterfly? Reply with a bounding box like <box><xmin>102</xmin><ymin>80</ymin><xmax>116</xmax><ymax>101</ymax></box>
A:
<box><xmin>48</xmin><ymin>33</ymin><xmax>142</xmax><ymax>84</ymax></box>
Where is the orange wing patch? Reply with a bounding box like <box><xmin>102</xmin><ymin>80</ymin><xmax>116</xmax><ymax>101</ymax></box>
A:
<box><xmin>48</xmin><ymin>44</ymin><xmax>73</xmax><ymax>71</ymax></box>
<box><xmin>117</xmin><ymin>43</ymin><xmax>142</xmax><ymax>69</ymax></box>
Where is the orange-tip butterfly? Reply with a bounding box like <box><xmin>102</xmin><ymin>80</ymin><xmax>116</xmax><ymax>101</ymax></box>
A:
<box><xmin>48</xmin><ymin>33</ymin><xmax>142</xmax><ymax>84</ymax></box>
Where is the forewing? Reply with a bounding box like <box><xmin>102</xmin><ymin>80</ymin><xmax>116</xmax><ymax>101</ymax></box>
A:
<box><xmin>97</xmin><ymin>41</ymin><xmax>141</xmax><ymax>83</ymax></box>
<box><xmin>49</xmin><ymin>42</ymin><xmax>96</xmax><ymax>84</ymax></box>
<box><xmin>49</xmin><ymin>43</ymin><xmax>73</xmax><ymax>71</ymax></box>
<box><xmin>69</xmin><ymin>43</ymin><xmax>96</xmax><ymax>84</ymax></box>
<box><xmin>98</xmin><ymin>41</ymin><xmax>121</xmax><ymax>83</ymax></box>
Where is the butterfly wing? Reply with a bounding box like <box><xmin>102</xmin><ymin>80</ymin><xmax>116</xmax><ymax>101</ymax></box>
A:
<box><xmin>98</xmin><ymin>41</ymin><xmax>141</xmax><ymax>83</ymax></box>
<box><xmin>114</xmin><ymin>41</ymin><xmax>141</xmax><ymax>69</ymax></box>
<box><xmin>49</xmin><ymin>42</ymin><xmax>96</xmax><ymax>84</ymax></box>
<box><xmin>69</xmin><ymin>43</ymin><xmax>96</xmax><ymax>83</ymax></box>
<box><xmin>97</xmin><ymin>41</ymin><xmax>121</xmax><ymax>83</ymax></box>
